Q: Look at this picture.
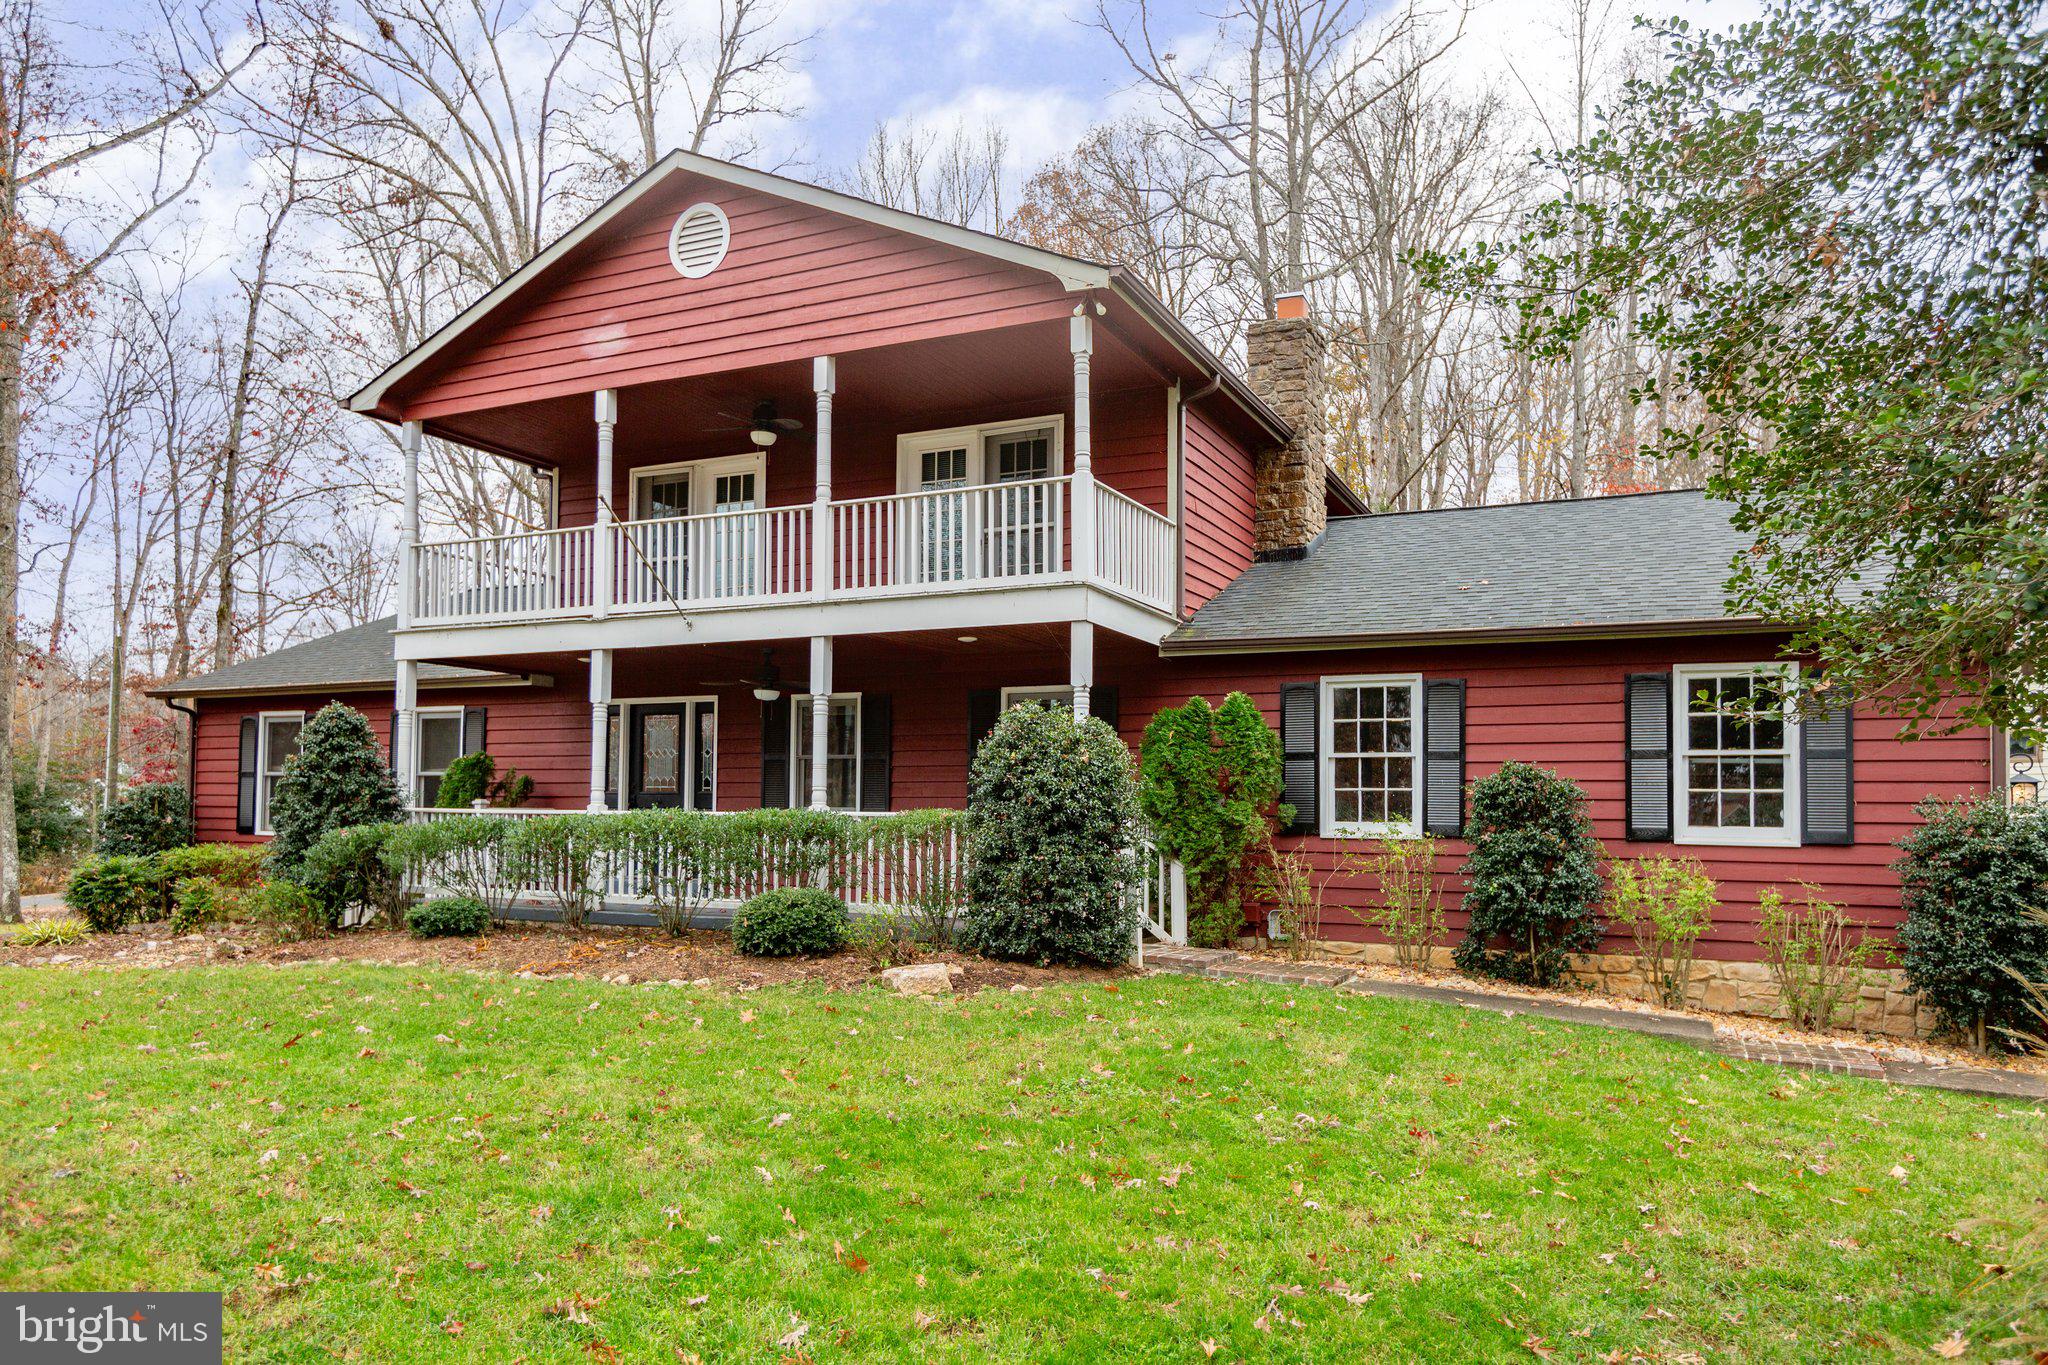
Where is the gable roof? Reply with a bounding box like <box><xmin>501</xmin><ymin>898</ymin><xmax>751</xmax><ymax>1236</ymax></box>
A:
<box><xmin>148</xmin><ymin>618</ymin><xmax>521</xmax><ymax>699</ymax></box>
<box><xmin>1165</xmin><ymin>490</ymin><xmax>1767</xmax><ymax>652</ymax></box>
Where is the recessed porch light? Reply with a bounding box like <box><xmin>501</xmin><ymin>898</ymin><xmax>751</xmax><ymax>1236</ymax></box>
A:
<box><xmin>957</xmin><ymin>635</ymin><xmax>977</xmax><ymax>643</ymax></box>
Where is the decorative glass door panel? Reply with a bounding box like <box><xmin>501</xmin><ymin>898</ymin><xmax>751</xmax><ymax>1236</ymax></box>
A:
<box><xmin>708</xmin><ymin>469</ymin><xmax>759</xmax><ymax>599</ymax></box>
<box><xmin>987</xmin><ymin>429</ymin><xmax>1053</xmax><ymax>576</ymax></box>
<box><xmin>631</xmin><ymin>473</ymin><xmax>691</xmax><ymax>606</ymax></box>
<box><xmin>629</xmin><ymin>702</ymin><xmax>716</xmax><ymax>810</ymax></box>
<box><xmin>915</xmin><ymin>446</ymin><xmax>969</xmax><ymax>583</ymax></box>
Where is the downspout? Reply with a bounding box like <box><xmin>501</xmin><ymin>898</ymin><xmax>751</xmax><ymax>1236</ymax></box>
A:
<box><xmin>164</xmin><ymin>698</ymin><xmax>200</xmax><ymax>832</ymax></box>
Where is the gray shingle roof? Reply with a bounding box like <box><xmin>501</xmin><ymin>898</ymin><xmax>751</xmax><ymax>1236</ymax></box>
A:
<box><xmin>1167</xmin><ymin>490</ymin><xmax>1764</xmax><ymax>650</ymax></box>
<box><xmin>149</xmin><ymin>617</ymin><xmax>516</xmax><ymax>698</ymax></box>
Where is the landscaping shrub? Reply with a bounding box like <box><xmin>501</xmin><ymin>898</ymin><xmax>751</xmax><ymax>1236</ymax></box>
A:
<box><xmin>1606</xmin><ymin>856</ymin><xmax>1718</xmax><ymax>1010</ymax></box>
<box><xmin>1139</xmin><ymin>693</ymin><xmax>1285</xmax><ymax>947</ymax></box>
<box><xmin>732</xmin><ymin>887</ymin><xmax>851</xmax><ymax>957</ymax></box>
<box><xmin>97</xmin><ymin>782</ymin><xmax>192</xmax><ymax>857</ymax></box>
<box><xmin>168</xmin><ymin>876</ymin><xmax>250</xmax><ymax>935</ymax></box>
<box><xmin>407</xmin><ymin>895</ymin><xmax>492</xmax><ymax>938</ymax></box>
<box><xmin>431</xmin><ymin>752</ymin><xmax>535</xmax><ymax>809</ymax></box>
<box><xmin>1346</xmin><ymin>835</ymin><xmax>1447</xmax><ymax>973</ymax></box>
<box><xmin>4</xmin><ymin>917</ymin><xmax>89</xmax><ymax>947</ymax></box>
<box><xmin>1758</xmin><ymin>883</ymin><xmax>1880</xmax><ymax>1031</ymax></box>
<box><xmin>505</xmin><ymin>813</ymin><xmax>613</xmax><ymax>929</ymax></box>
<box><xmin>1453</xmin><ymin>762</ymin><xmax>1605</xmax><ymax>987</ymax></box>
<box><xmin>16</xmin><ymin>775</ymin><xmax>87</xmax><ymax>863</ymax></box>
<box><xmin>847</xmin><ymin>907</ymin><xmax>922</xmax><ymax>968</ymax></box>
<box><xmin>1895</xmin><ymin>798</ymin><xmax>2048</xmax><ymax>1050</ymax></box>
<box><xmin>299</xmin><ymin>824</ymin><xmax>407</xmax><ymax>929</ymax></box>
<box><xmin>267</xmin><ymin>703</ymin><xmax>405</xmax><ymax>877</ymax></box>
<box><xmin>613</xmin><ymin>809</ymin><xmax>728</xmax><ymax>935</ymax></box>
<box><xmin>963</xmin><ymin>702</ymin><xmax>1141</xmax><ymax>966</ymax></box>
<box><xmin>242</xmin><ymin>881</ymin><xmax>323</xmax><ymax>940</ymax></box>
<box><xmin>157</xmin><ymin>843</ymin><xmax>266</xmax><ymax>890</ymax></box>
<box><xmin>1253</xmin><ymin>838</ymin><xmax>1322</xmax><ymax>961</ymax></box>
<box><xmin>381</xmin><ymin>815</ymin><xmax>518</xmax><ymax>918</ymax></box>
<box><xmin>63</xmin><ymin>855</ymin><xmax>164</xmax><ymax>932</ymax></box>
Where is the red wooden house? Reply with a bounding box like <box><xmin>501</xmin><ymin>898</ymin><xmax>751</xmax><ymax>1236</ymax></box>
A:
<box><xmin>154</xmin><ymin>151</ymin><xmax>2003</xmax><ymax>1032</ymax></box>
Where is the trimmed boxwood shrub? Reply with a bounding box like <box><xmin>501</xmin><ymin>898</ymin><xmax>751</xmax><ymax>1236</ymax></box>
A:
<box><xmin>962</xmin><ymin>702</ymin><xmax>1142</xmax><ymax>966</ymax></box>
<box><xmin>1453</xmin><ymin>761</ymin><xmax>1605</xmax><ymax>987</ymax></box>
<box><xmin>97</xmin><ymin>782</ymin><xmax>192</xmax><ymax>857</ymax></box>
<box><xmin>157</xmin><ymin>843</ymin><xmax>266</xmax><ymax>890</ymax></box>
<box><xmin>64</xmin><ymin>855</ymin><xmax>162</xmax><ymax>932</ymax></box>
<box><xmin>407</xmin><ymin>895</ymin><xmax>492</xmax><ymax>938</ymax></box>
<box><xmin>1896</xmin><ymin>797</ymin><xmax>2048</xmax><ymax>1051</ymax></box>
<box><xmin>300</xmin><ymin>824</ymin><xmax>407</xmax><ymax>929</ymax></box>
<box><xmin>267</xmin><ymin>703</ymin><xmax>405</xmax><ymax>878</ymax></box>
<box><xmin>732</xmin><ymin>888</ymin><xmax>851</xmax><ymax>957</ymax></box>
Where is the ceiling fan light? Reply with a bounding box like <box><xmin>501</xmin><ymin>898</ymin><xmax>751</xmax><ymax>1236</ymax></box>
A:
<box><xmin>750</xmin><ymin>427</ymin><xmax>778</xmax><ymax>447</ymax></box>
<box><xmin>752</xmin><ymin>685</ymin><xmax>782</xmax><ymax>701</ymax></box>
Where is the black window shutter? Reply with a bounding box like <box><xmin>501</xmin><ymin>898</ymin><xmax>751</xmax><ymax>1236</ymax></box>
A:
<box><xmin>760</xmin><ymin>697</ymin><xmax>792</xmax><ymax>808</ymax></box>
<box><xmin>1278</xmin><ymin>682</ymin><xmax>1318</xmax><ymax>836</ymax></box>
<box><xmin>1624</xmin><ymin>672</ymin><xmax>1674</xmax><ymax>841</ymax></box>
<box><xmin>967</xmin><ymin>689</ymin><xmax>1001</xmax><ymax>768</ymax></box>
<box><xmin>236</xmin><ymin>716</ymin><xmax>259</xmax><ymax>835</ymax></box>
<box><xmin>463</xmin><ymin>706</ymin><xmax>487</xmax><ymax>754</ymax></box>
<box><xmin>860</xmin><ymin>693</ymin><xmax>893</xmax><ymax>811</ymax></box>
<box><xmin>1089</xmin><ymin>685</ymin><xmax>1120</xmax><ymax>736</ymax></box>
<box><xmin>1800</xmin><ymin>694</ymin><xmax>1854</xmax><ymax>846</ymax></box>
<box><xmin>605</xmin><ymin>703</ymin><xmax>622</xmax><ymax>809</ymax></box>
<box><xmin>1421</xmin><ymin>679</ymin><xmax>1466</xmax><ymax>836</ymax></box>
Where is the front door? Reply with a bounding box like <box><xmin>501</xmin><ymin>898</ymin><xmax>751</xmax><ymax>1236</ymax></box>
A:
<box><xmin>627</xmin><ymin>701</ymin><xmax>717</xmax><ymax>809</ymax></box>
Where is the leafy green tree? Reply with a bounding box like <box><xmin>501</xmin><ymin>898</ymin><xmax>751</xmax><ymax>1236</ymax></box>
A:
<box><xmin>1896</xmin><ymin>798</ymin><xmax>2048</xmax><ymax>1050</ymax></box>
<box><xmin>15</xmin><ymin>775</ymin><xmax>86</xmax><ymax>862</ymax></box>
<box><xmin>1432</xmin><ymin>0</ymin><xmax>2048</xmax><ymax>735</ymax></box>
<box><xmin>267</xmin><ymin>704</ymin><xmax>405</xmax><ymax>878</ymax></box>
<box><xmin>1454</xmin><ymin>762</ymin><xmax>1605</xmax><ymax>987</ymax></box>
<box><xmin>1139</xmin><ymin>693</ymin><xmax>1285</xmax><ymax>946</ymax></box>
<box><xmin>964</xmin><ymin>702</ymin><xmax>1141</xmax><ymax>965</ymax></box>
<box><xmin>97</xmin><ymin>782</ymin><xmax>192</xmax><ymax>857</ymax></box>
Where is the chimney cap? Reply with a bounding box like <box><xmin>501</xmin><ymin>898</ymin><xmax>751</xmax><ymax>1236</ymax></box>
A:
<box><xmin>1273</xmin><ymin>290</ymin><xmax>1308</xmax><ymax>321</ymax></box>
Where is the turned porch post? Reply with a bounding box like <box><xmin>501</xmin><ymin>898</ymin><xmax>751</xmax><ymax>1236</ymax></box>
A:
<box><xmin>813</xmin><ymin>356</ymin><xmax>835</xmax><ymax>598</ymax></box>
<box><xmin>1070</xmin><ymin>310</ymin><xmax>1095</xmax><ymax>583</ymax></box>
<box><xmin>587</xmin><ymin>648</ymin><xmax>612</xmax><ymax>811</ymax></box>
<box><xmin>394</xmin><ymin>658</ymin><xmax>418</xmax><ymax>806</ymax></box>
<box><xmin>398</xmin><ymin>419</ymin><xmax>421</xmax><ymax>629</ymax></box>
<box><xmin>808</xmin><ymin>635</ymin><xmax>833</xmax><ymax>810</ymax></box>
<box><xmin>1069</xmin><ymin>620</ymin><xmax>1094</xmax><ymax>722</ymax></box>
<box><xmin>593</xmin><ymin>389</ymin><xmax>617</xmax><ymax>618</ymax></box>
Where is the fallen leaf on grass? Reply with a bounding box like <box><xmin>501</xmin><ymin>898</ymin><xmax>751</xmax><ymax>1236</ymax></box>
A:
<box><xmin>1930</xmin><ymin>1333</ymin><xmax>1967</xmax><ymax>1359</ymax></box>
<box><xmin>775</xmin><ymin>1318</ymin><xmax>808</xmax><ymax>1349</ymax></box>
<box><xmin>1200</xmin><ymin>1341</ymin><xmax>1219</xmax><ymax>1358</ymax></box>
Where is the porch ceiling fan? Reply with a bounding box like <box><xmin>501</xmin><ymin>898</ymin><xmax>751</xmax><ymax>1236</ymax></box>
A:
<box><xmin>704</xmin><ymin>647</ymin><xmax>786</xmax><ymax>701</ymax></box>
<box><xmin>710</xmin><ymin>399</ymin><xmax>804</xmax><ymax>448</ymax></box>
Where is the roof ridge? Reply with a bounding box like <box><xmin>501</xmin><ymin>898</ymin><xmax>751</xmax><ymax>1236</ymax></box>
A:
<box><xmin>1325</xmin><ymin>487</ymin><xmax>1711</xmax><ymax>527</ymax></box>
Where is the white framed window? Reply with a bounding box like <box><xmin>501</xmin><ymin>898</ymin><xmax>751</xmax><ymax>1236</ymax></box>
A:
<box><xmin>414</xmin><ymin>707</ymin><xmax>467</xmax><ymax>806</ymax></box>
<box><xmin>894</xmin><ymin>416</ymin><xmax>1065</xmax><ymax>494</ymax></box>
<box><xmin>791</xmin><ymin>694</ymin><xmax>861</xmax><ymax>811</ymax></box>
<box><xmin>1675</xmin><ymin>663</ymin><xmax>1800</xmax><ymax>847</ymax></box>
<box><xmin>1319</xmin><ymin>675</ymin><xmax>1423</xmax><ymax>838</ymax></box>
<box><xmin>1000</xmin><ymin>685</ymin><xmax>1074</xmax><ymax>712</ymax></box>
<box><xmin>255</xmin><ymin>711</ymin><xmax>306</xmax><ymax>835</ymax></box>
<box><xmin>629</xmin><ymin>452</ymin><xmax>765</xmax><ymax>520</ymax></box>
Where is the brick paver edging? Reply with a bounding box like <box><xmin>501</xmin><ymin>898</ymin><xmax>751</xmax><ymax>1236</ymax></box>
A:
<box><xmin>1142</xmin><ymin>946</ymin><xmax>2046</xmax><ymax>1101</ymax></box>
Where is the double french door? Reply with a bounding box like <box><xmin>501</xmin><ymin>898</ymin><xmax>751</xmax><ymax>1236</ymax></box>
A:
<box><xmin>627</xmin><ymin>455</ymin><xmax>764</xmax><ymax>602</ymax></box>
<box><xmin>901</xmin><ymin>422</ymin><xmax>1060</xmax><ymax>585</ymax></box>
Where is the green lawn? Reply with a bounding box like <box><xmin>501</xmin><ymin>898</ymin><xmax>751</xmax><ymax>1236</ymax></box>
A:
<box><xmin>1</xmin><ymin>966</ymin><xmax>2040</xmax><ymax>1362</ymax></box>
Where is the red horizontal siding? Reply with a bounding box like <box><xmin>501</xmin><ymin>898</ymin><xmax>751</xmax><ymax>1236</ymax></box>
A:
<box><xmin>394</xmin><ymin>176</ymin><xmax>1080</xmax><ymax>420</ymax></box>
<box><xmin>1180</xmin><ymin>401</ymin><xmax>1256</xmax><ymax>614</ymax></box>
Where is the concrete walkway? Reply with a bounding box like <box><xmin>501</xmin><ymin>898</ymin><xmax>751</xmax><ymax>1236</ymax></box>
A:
<box><xmin>1145</xmin><ymin>945</ymin><xmax>2046</xmax><ymax>1101</ymax></box>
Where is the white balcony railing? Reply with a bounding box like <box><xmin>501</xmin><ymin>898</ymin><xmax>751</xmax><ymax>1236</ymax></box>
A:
<box><xmin>406</xmin><ymin>474</ymin><xmax>1176</xmax><ymax>627</ymax></box>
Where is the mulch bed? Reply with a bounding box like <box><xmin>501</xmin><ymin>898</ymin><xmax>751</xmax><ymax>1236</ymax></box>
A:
<box><xmin>0</xmin><ymin>916</ymin><xmax>1123</xmax><ymax>994</ymax></box>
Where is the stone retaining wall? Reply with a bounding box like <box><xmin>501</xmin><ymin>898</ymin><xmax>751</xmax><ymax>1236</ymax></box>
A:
<box><xmin>1301</xmin><ymin>942</ymin><xmax>1936</xmax><ymax>1038</ymax></box>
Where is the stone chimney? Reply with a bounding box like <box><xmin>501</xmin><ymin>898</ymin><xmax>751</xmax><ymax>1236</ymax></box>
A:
<box><xmin>1244</xmin><ymin>290</ymin><xmax>1329</xmax><ymax>561</ymax></box>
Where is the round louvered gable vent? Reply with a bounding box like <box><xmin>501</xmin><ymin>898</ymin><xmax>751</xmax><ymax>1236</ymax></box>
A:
<box><xmin>668</xmin><ymin>203</ymin><xmax>730</xmax><ymax>279</ymax></box>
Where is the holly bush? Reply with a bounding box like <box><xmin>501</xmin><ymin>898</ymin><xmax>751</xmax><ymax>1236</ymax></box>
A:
<box><xmin>1453</xmin><ymin>762</ymin><xmax>1605</xmax><ymax>987</ymax></box>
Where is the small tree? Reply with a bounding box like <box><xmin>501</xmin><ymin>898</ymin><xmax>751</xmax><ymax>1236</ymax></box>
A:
<box><xmin>1453</xmin><ymin>762</ymin><xmax>1605</xmax><ymax>987</ymax></box>
<box><xmin>1347</xmin><ymin>835</ymin><xmax>1446</xmax><ymax>973</ymax></box>
<box><xmin>266</xmin><ymin>703</ymin><xmax>405</xmax><ymax>878</ymax></box>
<box><xmin>1758</xmin><ymin>883</ymin><xmax>1879</xmax><ymax>1032</ymax></box>
<box><xmin>963</xmin><ymin>703</ymin><xmax>1141</xmax><ymax>965</ymax></box>
<box><xmin>1606</xmin><ymin>856</ymin><xmax>1718</xmax><ymax>1010</ymax></box>
<box><xmin>1138</xmin><ymin>692</ymin><xmax>1284</xmax><ymax>946</ymax></box>
<box><xmin>97</xmin><ymin>782</ymin><xmax>192</xmax><ymax>857</ymax></box>
<box><xmin>1896</xmin><ymin>798</ymin><xmax>2048</xmax><ymax>1051</ymax></box>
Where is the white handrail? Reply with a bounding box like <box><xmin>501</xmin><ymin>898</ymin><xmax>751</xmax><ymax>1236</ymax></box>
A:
<box><xmin>831</xmin><ymin>475</ymin><xmax>1067</xmax><ymax>595</ymax></box>
<box><xmin>411</xmin><ymin>524</ymin><xmax>595</xmax><ymax>625</ymax></box>
<box><xmin>1093</xmin><ymin>483</ymin><xmax>1176</xmax><ymax>612</ymax></box>
<box><xmin>611</xmin><ymin>503</ymin><xmax>811</xmax><ymax>610</ymax></box>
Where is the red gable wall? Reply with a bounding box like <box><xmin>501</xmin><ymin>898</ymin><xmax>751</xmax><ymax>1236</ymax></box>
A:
<box><xmin>391</xmin><ymin>174</ymin><xmax>1081</xmax><ymax>421</ymax></box>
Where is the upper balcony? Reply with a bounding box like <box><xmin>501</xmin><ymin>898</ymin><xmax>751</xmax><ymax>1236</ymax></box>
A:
<box><xmin>406</xmin><ymin>471</ymin><xmax>1175</xmax><ymax>627</ymax></box>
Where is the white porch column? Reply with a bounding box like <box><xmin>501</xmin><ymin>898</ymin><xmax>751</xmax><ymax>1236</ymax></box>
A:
<box><xmin>593</xmin><ymin>389</ymin><xmax>617</xmax><ymax>618</ymax></box>
<box><xmin>397</xmin><ymin>420</ymin><xmax>421</xmax><ymax>630</ymax></box>
<box><xmin>1070</xmin><ymin>311</ymin><xmax>1096</xmax><ymax>583</ymax></box>
<box><xmin>394</xmin><ymin>658</ymin><xmax>419</xmax><ymax>805</ymax></box>
<box><xmin>813</xmin><ymin>356</ymin><xmax>835</xmax><ymax>598</ymax></box>
<box><xmin>808</xmin><ymin>635</ymin><xmax>834</xmax><ymax>810</ymax></box>
<box><xmin>1069</xmin><ymin>620</ymin><xmax>1094</xmax><ymax>722</ymax></box>
<box><xmin>587</xmin><ymin>648</ymin><xmax>612</xmax><ymax>811</ymax></box>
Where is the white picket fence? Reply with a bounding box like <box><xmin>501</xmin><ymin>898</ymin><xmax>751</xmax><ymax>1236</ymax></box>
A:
<box><xmin>401</xmin><ymin>806</ymin><xmax>1188</xmax><ymax>943</ymax></box>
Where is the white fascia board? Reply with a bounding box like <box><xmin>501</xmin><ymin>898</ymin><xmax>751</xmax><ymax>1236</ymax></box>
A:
<box><xmin>350</xmin><ymin>149</ymin><xmax>1112</xmax><ymax>417</ymax></box>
